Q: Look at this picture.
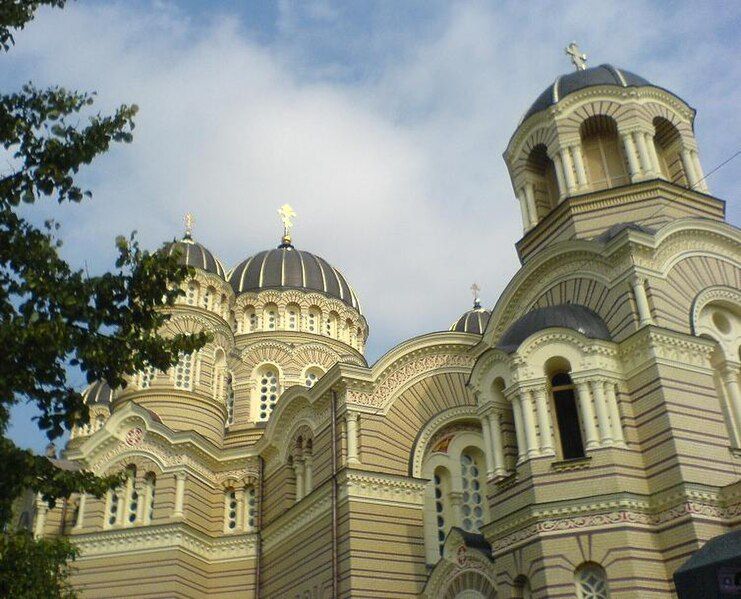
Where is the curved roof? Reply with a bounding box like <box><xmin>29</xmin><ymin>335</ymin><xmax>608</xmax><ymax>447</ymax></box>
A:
<box><xmin>229</xmin><ymin>245</ymin><xmax>361</xmax><ymax>312</ymax></box>
<box><xmin>523</xmin><ymin>64</ymin><xmax>652</xmax><ymax>122</ymax></box>
<box><xmin>162</xmin><ymin>238</ymin><xmax>226</xmax><ymax>278</ymax></box>
<box><xmin>450</xmin><ymin>303</ymin><xmax>491</xmax><ymax>335</ymax></box>
<box><xmin>497</xmin><ymin>304</ymin><xmax>612</xmax><ymax>352</ymax></box>
<box><xmin>82</xmin><ymin>380</ymin><xmax>115</xmax><ymax>406</ymax></box>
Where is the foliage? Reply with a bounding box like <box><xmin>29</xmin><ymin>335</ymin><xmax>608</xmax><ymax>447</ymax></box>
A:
<box><xmin>0</xmin><ymin>0</ymin><xmax>209</xmax><ymax>531</ymax></box>
<box><xmin>0</xmin><ymin>531</ymin><xmax>78</xmax><ymax>598</ymax></box>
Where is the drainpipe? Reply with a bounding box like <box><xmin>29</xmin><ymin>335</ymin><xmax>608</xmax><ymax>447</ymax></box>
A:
<box><xmin>331</xmin><ymin>390</ymin><xmax>339</xmax><ymax>598</ymax></box>
<box><xmin>255</xmin><ymin>455</ymin><xmax>263</xmax><ymax>599</ymax></box>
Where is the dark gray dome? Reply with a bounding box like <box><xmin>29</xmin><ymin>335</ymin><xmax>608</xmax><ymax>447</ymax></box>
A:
<box><xmin>523</xmin><ymin>64</ymin><xmax>652</xmax><ymax>122</ymax></box>
<box><xmin>451</xmin><ymin>303</ymin><xmax>491</xmax><ymax>335</ymax></box>
<box><xmin>162</xmin><ymin>238</ymin><xmax>226</xmax><ymax>278</ymax></box>
<box><xmin>229</xmin><ymin>246</ymin><xmax>361</xmax><ymax>311</ymax></box>
<box><xmin>82</xmin><ymin>380</ymin><xmax>115</xmax><ymax>406</ymax></box>
<box><xmin>497</xmin><ymin>304</ymin><xmax>611</xmax><ymax>352</ymax></box>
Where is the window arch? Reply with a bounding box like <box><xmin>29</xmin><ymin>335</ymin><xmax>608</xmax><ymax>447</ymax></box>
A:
<box><xmin>652</xmin><ymin>117</ymin><xmax>685</xmax><ymax>185</ymax></box>
<box><xmin>575</xmin><ymin>562</ymin><xmax>610</xmax><ymax>599</ymax></box>
<box><xmin>526</xmin><ymin>144</ymin><xmax>559</xmax><ymax>218</ymax></box>
<box><xmin>550</xmin><ymin>370</ymin><xmax>586</xmax><ymax>460</ymax></box>
<box><xmin>580</xmin><ymin>115</ymin><xmax>629</xmax><ymax>191</ymax></box>
<box><xmin>254</xmin><ymin>365</ymin><xmax>280</xmax><ymax>421</ymax></box>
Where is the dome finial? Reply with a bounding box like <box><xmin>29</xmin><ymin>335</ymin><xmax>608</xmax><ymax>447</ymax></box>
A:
<box><xmin>183</xmin><ymin>212</ymin><xmax>194</xmax><ymax>240</ymax></box>
<box><xmin>565</xmin><ymin>41</ymin><xmax>588</xmax><ymax>71</ymax></box>
<box><xmin>470</xmin><ymin>282</ymin><xmax>481</xmax><ymax>309</ymax></box>
<box><xmin>277</xmin><ymin>203</ymin><xmax>297</xmax><ymax>248</ymax></box>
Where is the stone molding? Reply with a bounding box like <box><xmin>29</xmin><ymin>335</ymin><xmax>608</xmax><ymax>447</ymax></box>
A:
<box><xmin>72</xmin><ymin>522</ymin><xmax>256</xmax><ymax>562</ymax></box>
<box><xmin>339</xmin><ymin>469</ymin><xmax>427</xmax><ymax>508</ymax></box>
<box><xmin>618</xmin><ymin>326</ymin><xmax>715</xmax><ymax>377</ymax></box>
<box><xmin>690</xmin><ymin>285</ymin><xmax>741</xmax><ymax>335</ymax></box>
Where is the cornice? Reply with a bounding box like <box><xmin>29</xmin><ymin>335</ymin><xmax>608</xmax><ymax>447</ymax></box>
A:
<box><xmin>618</xmin><ymin>326</ymin><xmax>715</xmax><ymax>377</ymax></box>
<box><xmin>72</xmin><ymin>522</ymin><xmax>256</xmax><ymax>562</ymax></box>
<box><xmin>339</xmin><ymin>469</ymin><xmax>428</xmax><ymax>508</ymax></box>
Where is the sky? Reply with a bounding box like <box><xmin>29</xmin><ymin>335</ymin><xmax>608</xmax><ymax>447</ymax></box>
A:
<box><xmin>5</xmin><ymin>0</ymin><xmax>740</xmax><ymax>452</ymax></box>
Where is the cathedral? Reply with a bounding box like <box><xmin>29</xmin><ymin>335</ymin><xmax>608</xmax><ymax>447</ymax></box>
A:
<box><xmin>29</xmin><ymin>49</ymin><xmax>741</xmax><ymax>598</ymax></box>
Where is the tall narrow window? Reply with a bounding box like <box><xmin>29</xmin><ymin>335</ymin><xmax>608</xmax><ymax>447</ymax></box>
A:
<box><xmin>581</xmin><ymin>115</ymin><xmax>629</xmax><ymax>191</ymax></box>
<box><xmin>459</xmin><ymin>451</ymin><xmax>485</xmax><ymax>533</ymax></box>
<box><xmin>186</xmin><ymin>283</ymin><xmax>197</xmax><ymax>305</ymax></box>
<box><xmin>257</xmin><ymin>367</ymin><xmax>280</xmax><ymax>421</ymax></box>
<box><xmin>304</xmin><ymin>367</ymin><xmax>324</xmax><ymax>389</ymax></box>
<box><xmin>225</xmin><ymin>489</ymin><xmax>238</xmax><ymax>532</ymax></box>
<box><xmin>145</xmin><ymin>473</ymin><xmax>156</xmax><ymax>524</ymax></box>
<box><xmin>106</xmin><ymin>491</ymin><xmax>119</xmax><ymax>527</ymax></box>
<box><xmin>286</xmin><ymin>304</ymin><xmax>300</xmax><ymax>331</ymax></box>
<box><xmin>307</xmin><ymin>309</ymin><xmax>320</xmax><ymax>333</ymax></box>
<box><xmin>225</xmin><ymin>374</ymin><xmax>235</xmax><ymax>425</ymax></box>
<box><xmin>139</xmin><ymin>365</ymin><xmax>155</xmax><ymax>389</ymax></box>
<box><xmin>174</xmin><ymin>352</ymin><xmax>194</xmax><ymax>390</ymax></box>
<box><xmin>201</xmin><ymin>289</ymin><xmax>212</xmax><ymax>310</ymax></box>
<box><xmin>433</xmin><ymin>469</ymin><xmax>449</xmax><ymax>556</ymax></box>
<box><xmin>575</xmin><ymin>563</ymin><xmax>610</xmax><ymax>599</ymax></box>
<box><xmin>551</xmin><ymin>373</ymin><xmax>585</xmax><ymax>459</ymax></box>
<box><xmin>246</xmin><ymin>486</ymin><xmax>257</xmax><ymax>531</ymax></box>
<box><xmin>264</xmin><ymin>304</ymin><xmax>278</xmax><ymax>330</ymax></box>
<box><xmin>125</xmin><ymin>466</ymin><xmax>138</xmax><ymax>525</ymax></box>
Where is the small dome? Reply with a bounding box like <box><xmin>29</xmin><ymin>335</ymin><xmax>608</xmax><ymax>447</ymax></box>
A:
<box><xmin>161</xmin><ymin>238</ymin><xmax>226</xmax><ymax>278</ymax></box>
<box><xmin>497</xmin><ymin>304</ymin><xmax>611</xmax><ymax>352</ymax></box>
<box><xmin>82</xmin><ymin>380</ymin><xmax>115</xmax><ymax>406</ymax></box>
<box><xmin>450</xmin><ymin>301</ymin><xmax>491</xmax><ymax>335</ymax></box>
<box><xmin>523</xmin><ymin>64</ymin><xmax>653</xmax><ymax>122</ymax></box>
<box><xmin>229</xmin><ymin>245</ymin><xmax>361</xmax><ymax>311</ymax></box>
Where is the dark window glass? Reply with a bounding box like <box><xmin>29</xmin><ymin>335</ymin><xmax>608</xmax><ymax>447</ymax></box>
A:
<box><xmin>552</xmin><ymin>375</ymin><xmax>585</xmax><ymax>460</ymax></box>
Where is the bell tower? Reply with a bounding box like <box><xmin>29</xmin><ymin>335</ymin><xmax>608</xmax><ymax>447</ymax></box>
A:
<box><xmin>504</xmin><ymin>43</ymin><xmax>725</xmax><ymax>263</ymax></box>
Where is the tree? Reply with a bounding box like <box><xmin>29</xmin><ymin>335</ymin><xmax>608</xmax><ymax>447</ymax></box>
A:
<box><xmin>0</xmin><ymin>0</ymin><xmax>208</xmax><ymax>530</ymax></box>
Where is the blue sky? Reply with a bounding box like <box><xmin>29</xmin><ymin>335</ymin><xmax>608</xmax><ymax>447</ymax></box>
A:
<box><xmin>5</xmin><ymin>0</ymin><xmax>740</xmax><ymax>453</ymax></box>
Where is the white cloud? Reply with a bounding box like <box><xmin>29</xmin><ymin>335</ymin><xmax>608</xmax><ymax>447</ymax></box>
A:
<box><xmin>5</xmin><ymin>0</ymin><xmax>740</xmax><ymax>364</ymax></box>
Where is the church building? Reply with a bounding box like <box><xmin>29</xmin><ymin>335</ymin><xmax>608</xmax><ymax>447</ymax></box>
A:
<box><xmin>31</xmin><ymin>48</ymin><xmax>741</xmax><ymax>598</ymax></box>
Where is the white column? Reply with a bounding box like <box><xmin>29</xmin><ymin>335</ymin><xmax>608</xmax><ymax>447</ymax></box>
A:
<box><xmin>511</xmin><ymin>395</ymin><xmax>527</xmax><ymax>462</ymax></box>
<box><xmin>520</xmin><ymin>390</ymin><xmax>539</xmax><ymax>457</ymax></box>
<box><xmin>293</xmin><ymin>459</ymin><xmax>305</xmax><ymax>501</ymax></box>
<box><xmin>632</xmin><ymin>277</ymin><xmax>654</xmax><ymax>326</ymax></box>
<box><xmin>680</xmin><ymin>148</ymin><xmax>699</xmax><ymax>188</ymax></box>
<box><xmin>552</xmin><ymin>152</ymin><xmax>567</xmax><ymax>200</ymax></box>
<box><xmin>346</xmin><ymin>412</ymin><xmax>360</xmax><ymax>465</ymax></box>
<box><xmin>691</xmin><ymin>150</ymin><xmax>707</xmax><ymax>191</ymax></box>
<box><xmin>518</xmin><ymin>191</ymin><xmax>530</xmax><ymax>233</ymax></box>
<box><xmin>533</xmin><ymin>386</ymin><xmax>554</xmax><ymax>455</ymax></box>
<box><xmin>304</xmin><ymin>455</ymin><xmax>313</xmax><ymax>495</ymax></box>
<box><xmin>591</xmin><ymin>379</ymin><xmax>613</xmax><ymax>445</ymax></box>
<box><xmin>33</xmin><ymin>496</ymin><xmax>47</xmax><ymax>539</ymax></box>
<box><xmin>575</xmin><ymin>381</ymin><xmax>599</xmax><ymax>450</ymax></box>
<box><xmin>488</xmin><ymin>412</ymin><xmax>507</xmax><ymax>477</ymax></box>
<box><xmin>74</xmin><ymin>494</ymin><xmax>86</xmax><ymax>530</ymax></box>
<box><xmin>560</xmin><ymin>148</ymin><xmax>577</xmax><ymax>193</ymax></box>
<box><xmin>622</xmin><ymin>132</ymin><xmax>641</xmax><ymax>181</ymax></box>
<box><xmin>720</xmin><ymin>363</ymin><xmax>741</xmax><ymax>440</ymax></box>
<box><xmin>571</xmin><ymin>144</ymin><xmax>588</xmax><ymax>187</ymax></box>
<box><xmin>605</xmin><ymin>382</ymin><xmax>626</xmax><ymax>447</ymax></box>
<box><xmin>173</xmin><ymin>472</ymin><xmax>186</xmax><ymax>518</ymax></box>
<box><xmin>634</xmin><ymin>131</ymin><xmax>654</xmax><ymax>176</ymax></box>
<box><xmin>481</xmin><ymin>414</ymin><xmax>496</xmax><ymax>478</ymax></box>
<box><xmin>524</xmin><ymin>183</ymin><xmax>538</xmax><ymax>228</ymax></box>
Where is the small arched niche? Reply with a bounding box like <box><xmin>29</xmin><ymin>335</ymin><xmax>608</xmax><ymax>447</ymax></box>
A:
<box><xmin>545</xmin><ymin>357</ymin><xmax>586</xmax><ymax>460</ymax></box>
<box><xmin>525</xmin><ymin>144</ymin><xmax>560</xmax><ymax>218</ymax></box>
<box><xmin>580</xmin><ymin>115</ymin><xmax>629</xmax><ymax>191</ymax></box>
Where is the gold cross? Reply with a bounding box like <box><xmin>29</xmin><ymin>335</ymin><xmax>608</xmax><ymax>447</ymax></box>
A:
<box><xmin>470</xmin><ymin>282</ymin><xmax>481</xmax><ymax>305</ymax></box>
<box><xmin>277</xmin><ymin>204</ymin><xmax>297</xmax><ymax>237</ymax></box>
<box><xmin>565</xmin><ymin>42</ymin><xmax>587</xmax><ymax>71</ymax></box>
<box><xmin>184</xmin><ymin>212</ymin><xmax>194</xmax><ymax>239</ymax></box>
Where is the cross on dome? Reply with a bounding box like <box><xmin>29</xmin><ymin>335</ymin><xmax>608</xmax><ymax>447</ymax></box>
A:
<box><xmin>565</xmin><ymin>42</ymin><xmax>587</xmax><ymax>71</ymax></box>
<box><xmin>471</xmin><ymin>282</ymin><xmax>481</xmax><ymax>308</ymax></box>
<box><xmin>278</xmin><ymin>203</ymin><xmax>297</xmax><ymax>247</ymax></box>
<box><xmin>184</xmin><ymin>212</ymin><xmax>194</xmax><ymax>240</ymax></box>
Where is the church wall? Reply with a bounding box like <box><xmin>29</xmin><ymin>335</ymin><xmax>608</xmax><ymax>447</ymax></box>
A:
<box><xmin>262</xmin><ymin>462</ymin><xmax>296</xmax><ymax>526</ymax></box>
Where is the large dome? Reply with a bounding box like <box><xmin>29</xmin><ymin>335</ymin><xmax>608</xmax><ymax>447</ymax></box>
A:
<box><xmin>522</xmin><ymin>64</ymin><xmax>653</xmax><ymax>122</ymax></box>
<box><xmin>162</xmin><ymin>237</ymin><xmax>226</xmax><ymax>278</ymax></box>
<box><xmin>229</xmin><ymin>244</ymin><xmax>361</xmax><ymax>312</ymax></box>
<box><xmin>450</xmin><ymin>302</ymin><xmax>491</xmax><ymax>335</ymax></box>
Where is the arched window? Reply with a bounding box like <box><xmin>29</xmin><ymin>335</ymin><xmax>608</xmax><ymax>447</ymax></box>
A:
<box><xmin>106</xmin><ymin>490</ymin><xmax>120</xmax><ymax>527</ymax></box>
<box><xmin>514</xmin><ymin>576</ymin><xmax>533</xmax><ymax>599</ymax></box>
<box><xmin>551</xmin><ymin>372</ymin><xmax>585</xmax><ymax>459</ymax></box>
<box><xmin>144</xmin><ymin>472</ymin><xmax>156</xmax><ymax>524</ymax></box>
<box><xmin>125</xmin><ymin>466</ymin><xmax>138</xmax><ymax>525</ymax></box>
<box><xmin>174</xmin><ymin>352</ymin><xmax>195</xmax><ymax>390</ymax></box>
<box><xmin>304</xmin><ymin>367</ymin><xmax>324</xmax><ymax>389</ymax></box>
<box><xmin>433</xmin><ymin>467</ymin><xmax>451</xmax><ymax>556</ymax></box>
<box><xmin>306</xmin><ymin>308</ymin><xmax>320</xmax><ymax>333</ymax></box>
<box><xmin>185</xmin><ymin>282</ymin><xmax>198</xmax><ymax>305</ymax></box>
<box><xmin>224</xmin><ymin>489</ymin><xmax>238</xmax><ymax>532</ymax></box>
<box><xmin>575</xmin><ymin>562</ymin><xmax>610</xmax><ymax>599</ymax></box>
<box><xmin>652</xmin><ymin>117</ymin><xmax>685</xmax><ymax>185</ymax></box>
<box><xmin>139</xmin><ymin>364</ymin><xmax>155</xmax><ymax>389</ymax></box>
<box><xmin>526</xmin><ymin>144</ymin><xmax>559</xmax><ymax>218</ymax></box>
<box><xmin>242</xmin><ymin>306</ymin><xmax>257</xmax><ymax>332</ymax></box>
<box><xmin>225</xmin><ymin>374</ymin><xmax>235</xmax><ymax>426</ymax></box>
<box><xmin>255</xmin><ymin>366</ymin><xmax>280</xmax><ymax>421</ymax></box>
<box><xmin>580</xmin><ymin>115</ymin><xmax>629</xmax><ymax>191</ymax></box>
<box><xmin>201</xmin><ymin>288</ymin><xmax>213</xmax><ymax>310</ymax></box>
<box><xmin>325</xmin><ymin>312</ymin><xmax>338</xmax><ymax>337</ymax></box>
<box><xmin>286</xmin><ymin>304</ymin><xmax>301</xmax><ymax>331</ymax></box>
<box><xmin>263</xmin><ymin>304</ymin><xmax>278</xmax><ymax>331</ymax></box>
